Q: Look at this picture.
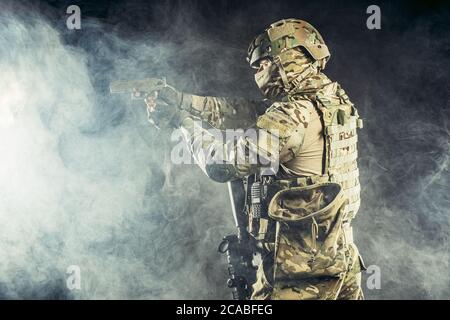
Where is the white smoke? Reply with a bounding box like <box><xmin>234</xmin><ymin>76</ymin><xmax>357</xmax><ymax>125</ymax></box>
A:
<box><xmin>0</xmin><ymin>10</ymin><xmax>233</xmax><ymax>299</ymax></box>
<box><xmin>0</xmin><ymin>0</ymin><xmax>449</xmax><ymax>300</ymax></box>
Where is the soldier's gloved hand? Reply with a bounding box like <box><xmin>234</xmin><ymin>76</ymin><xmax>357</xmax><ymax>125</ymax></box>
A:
<box><xmin>155</xmin><ymin>85</ymin><xmax>184</xmax><ymax>108</ymax></box>
<box><xmin>143</xmin><ymin>86</ymin><xmax>191</xmax><ymax>129</ymax></box>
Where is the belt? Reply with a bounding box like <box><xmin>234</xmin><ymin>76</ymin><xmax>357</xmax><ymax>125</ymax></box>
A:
<box><xmin>266</xmin><ymin>174</ymin><xmax>330</xmax><ymax>190</ymax></box>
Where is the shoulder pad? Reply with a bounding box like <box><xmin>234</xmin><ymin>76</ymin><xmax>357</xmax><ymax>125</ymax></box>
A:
<box><xmin>257</xmin><ymin>101</ymin><xmax>311</xmax><ymax>138</ymax></box>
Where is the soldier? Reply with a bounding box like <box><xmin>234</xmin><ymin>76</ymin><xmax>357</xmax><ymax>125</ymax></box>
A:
<box><xmin>145</xmin><ymin>18</ymin><xmax>365</xmax><ymax>300</ymax></box>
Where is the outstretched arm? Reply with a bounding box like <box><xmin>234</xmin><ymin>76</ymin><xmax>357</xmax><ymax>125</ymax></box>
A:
<box><xmin>183</xmin><ymin>94</ymin><xmax>270</xmax><ymax>130</ymax></box>
<box><xmin>177</xmin><ymin>100</ymin><xmax>307</xmax><ymax>182</ymax></box>
<box><xmin>154</xmin><ymin>86</ymin><xmax>269</xmax><ymax>130</ymax></box>
<box><xmin>146</xmin><ymin>85</ymin><xmax>307</xmax><ymax>183</ymax></box>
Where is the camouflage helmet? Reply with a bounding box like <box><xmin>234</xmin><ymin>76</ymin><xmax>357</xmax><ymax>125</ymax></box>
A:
<box><xmin>247</xmin><ymin>18</ymin><xmax>330</xmax><ymax>69</ymax></box>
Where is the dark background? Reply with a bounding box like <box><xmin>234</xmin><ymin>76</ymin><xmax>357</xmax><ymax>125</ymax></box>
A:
<box><xmin>0</xmin><ymin>0</ymin><xmax>449</xmax><ymax>299</ymax></box>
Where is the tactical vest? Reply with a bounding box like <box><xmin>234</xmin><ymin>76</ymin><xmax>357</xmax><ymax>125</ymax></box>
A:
<box><xmin>316</xmin><ymin>83</ymin><xmax>363</xmax><ymax>221</ymax></box>
<box><xmin>247</xmin><ymin>81</ymin><xmax>363</xmax><ymax>282</ymax></box>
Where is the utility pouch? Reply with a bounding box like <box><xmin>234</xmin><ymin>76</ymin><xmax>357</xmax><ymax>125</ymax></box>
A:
<box><xmin>268</xmin><ymin>182</ymin><xmax>351</xmax><ymax>281</ymax></box>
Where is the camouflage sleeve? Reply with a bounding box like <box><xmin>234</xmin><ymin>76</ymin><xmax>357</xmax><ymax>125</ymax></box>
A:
<box><xmin>179</xmin><ymin>100</ymin><xmax>310</xmax><ymax>183</ymax></box>
<box><xmin>183</xmin><ymin>94</ymin><xmax>270</xmax><ymax>130</ymax></box>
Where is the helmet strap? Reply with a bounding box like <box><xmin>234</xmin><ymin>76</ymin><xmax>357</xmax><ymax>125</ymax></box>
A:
<box><xmin>274</xmin><ymin>54</ymin><xmax>321</xmax><ymax>92</ymax></box>
<box><xmin>273</xmin><ymin>55</ymin><xmax>291</xmax><ymax>89</ymax></box>
<box><xmin>291</xmin><ymin>60</ymin><xmax>320</xmax><ymax>87</ymax></box>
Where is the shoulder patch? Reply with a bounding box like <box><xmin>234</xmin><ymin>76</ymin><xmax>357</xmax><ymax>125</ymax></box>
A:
<box><xmin>257</xmin><ymin>101</ymin><xmax>310</xmax><ymax>138</ymax></box>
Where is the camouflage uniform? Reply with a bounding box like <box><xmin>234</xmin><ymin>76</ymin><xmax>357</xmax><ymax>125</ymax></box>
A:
<box><xmin>152</xmin><ymin>19</ymin><xmax>365</xmax><ymax>300</ymax></box>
